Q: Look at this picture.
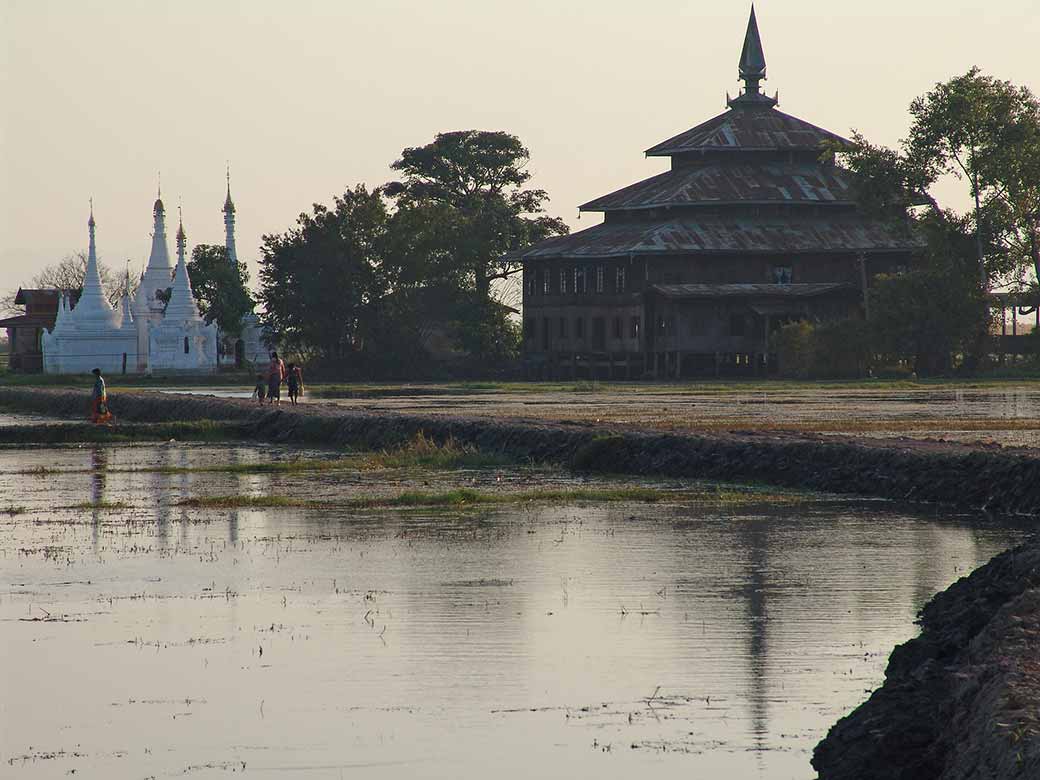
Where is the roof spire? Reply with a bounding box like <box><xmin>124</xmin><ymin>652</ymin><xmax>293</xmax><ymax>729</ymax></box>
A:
<box><xmin>728</xmin><ymin>5</ymin><xmax>777</xmax><ymax>109</ymax></box>
<box><xmin>223</xmin><ymin>162</ymin><xmax>235</xmax><ymax>214</ymax></box>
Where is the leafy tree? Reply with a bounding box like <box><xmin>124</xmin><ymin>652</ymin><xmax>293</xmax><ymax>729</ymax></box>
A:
<box><xmin>905</xmin><ymin>68</ymin><xmax>1040</xmax><ymax>287</ymax></box>
<box><xmin>384</xmin><ymin>130</ymin><xmax>568</xmax><ymax>301</ymax></box>
<box><xmin>187</xmin><ymin>244</ymin><xmax>254</xmax><ymax>338</ymax></box>
<box><xmin>258</xmin><ymin>185</ymin><xmax>389</xmax><ymax>358</ymax></box>
<box><xmin>868</xmin><ymin>214</ymin><xmax>990</xmax><ymax>374</ymax></box>
<box><xmin>833</xmin><ymin>71</ymin><xmax>1040</xmax><ymax>289</ymax></box>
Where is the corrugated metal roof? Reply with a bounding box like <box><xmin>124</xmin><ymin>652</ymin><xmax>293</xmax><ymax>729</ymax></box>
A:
<box><xmin>649</xmin><ymin>282</ymin><xmax>852</xmax><ymax>299</ymax></box>
<box><xmin>511</xmin><ymin>215</ymin><xmax>923</xmax><ymax>260</ymax></box>
<box><xmin>580</xmin><ymin>162</ymin><xmax>855</xmax><ymax>212</ymax></box>
<box><xmin>645</xmin><ymin>107</ymin><xmax>850</xmax><ymax>156</ymax></box>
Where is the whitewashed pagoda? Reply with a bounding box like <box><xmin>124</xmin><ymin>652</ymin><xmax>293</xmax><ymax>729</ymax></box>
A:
<box><xmin>43</xmin><ymin>202</ymin><xmax>140</xmax><ymax>374</ymax></box>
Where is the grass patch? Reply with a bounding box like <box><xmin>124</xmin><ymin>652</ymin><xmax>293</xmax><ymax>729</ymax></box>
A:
<box><xmin>174</xmin><ymin>484</ymin><xmax>805</xmax><ymax>511</ymax></box>
<box><xmin>362</xmin><ymin>433</ymin><xmax>515</xmax><ymax>471</ymax></box>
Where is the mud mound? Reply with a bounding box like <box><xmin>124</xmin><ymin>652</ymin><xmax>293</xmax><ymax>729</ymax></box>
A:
<box><xmin>6</xmin><ymin>386</ymin><xmax>1040</xmax><ymax>514</ymax></box>
<box><xmin>813</xmin><ymin>539</ymin><xmax>1040</xmax><ymax>780</ymax></box>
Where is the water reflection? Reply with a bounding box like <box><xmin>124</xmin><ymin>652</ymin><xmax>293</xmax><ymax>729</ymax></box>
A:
<box><xmin>0</xmin><ymin>443</ymin><xmax>1033</xmax><ymax>780</ymax></box>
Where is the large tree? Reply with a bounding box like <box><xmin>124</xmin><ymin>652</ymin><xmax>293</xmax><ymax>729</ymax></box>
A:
<box><xmin>258</xmin><ymin>185</ymin><xmax>389</xmax><ymax>358</ymax></box>
<box><xmin>384</xmin><ymin>130</ymin><xmax>568</xmax><ymax>300</ymax></box>
<box><xmin>187</xmin><ymin>244</ymin><xmax>254</xmax><ymax>338</ymax></box>
<box><xmin>868</xmin><ymin>213</ymin><xmax>990</xmax><ymax>374</ymax></box>
<box><xmin>904</xmin><ymin>69</ymin><xmax>1040</xmax><ymax>288</ymax></box>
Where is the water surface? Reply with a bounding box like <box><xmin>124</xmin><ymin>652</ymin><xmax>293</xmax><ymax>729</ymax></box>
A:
<box><xmin>0</xmin><ymin>443</ymin><xmax>1029</xmax><ymax>778</ymax></box>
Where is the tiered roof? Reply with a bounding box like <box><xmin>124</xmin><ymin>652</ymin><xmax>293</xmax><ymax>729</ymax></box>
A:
<box><xmin>514</xmin><ymin>214</ymin><xmax>919</xmax><ymax>259</ymax></box>
<box><xmin>643</xmin><ymin>109</ymin><xmax>849</xmax><ymax>157</ymax></box>
<box><xmin>510</xmin><ymin>7</ymin><xmax>921</xmax><ymax>262</ymax></box>
<box><xmin>580</xmin><ymin>161</ymin><xmax>857</xmax><ymax>212</ymax></box>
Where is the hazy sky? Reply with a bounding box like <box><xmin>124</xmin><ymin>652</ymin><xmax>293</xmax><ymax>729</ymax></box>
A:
<box><xmin>2</xmin><ymin>0</ymin><xmax>1038</xmax><ymax>296</ymax></box>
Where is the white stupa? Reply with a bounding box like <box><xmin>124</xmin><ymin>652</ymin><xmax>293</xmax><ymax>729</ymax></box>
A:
<box><xmin>147</xmin><ymin>210</ymin><xmax>218</xmax><ymax>371</ymax></box>
<box><xmin>43</xmin><ymin>178</ymin><xmax>265</xmax><ymax>374</ymax></box>
<box><xmin>42</xmin><ymin>203</ymin><xmax>138</xmax><ymax>374</ymax></box>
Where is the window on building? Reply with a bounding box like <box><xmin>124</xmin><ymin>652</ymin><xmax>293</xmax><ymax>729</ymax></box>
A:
<box><xmin>559</xmin><ymin>316</ymin><xmax>568</xmax><ymax>339</ymax></box>
<box><xmin>657</xmin><ymin>315</ymin><xmax>666</xmax><ymax>334</ymax></box>
<box><xmin>524</xmin><ymin>318</ymin><xmax>536</xmax><ymax>339</ymax></box>
<box><xmin>592</xmin><ymin>317</ymin><xmax>606</xmax><ymax>349</ymax></box>
<box><xmin>575</xmin><ymin>317</ymin><xmax>585</xmax><ymax>339</ymax></box>
<box><xmin>560</xmin><ymin>268</ymin><xmax>569</xmax><ymax>294</ymax></box>
<box><xmin>630</xmin><ymin>316</ymin><xmax>641</xmax><ymax>340</ymax></box>
<box><xmin>541</xmin><ymin>269</ymin><xmax>550</xmax><ymax>295</ymax></box>
<box><xmin>730</xmin><ymin>313</ymin><xmax>746</xmax><ymax>337</ymax></box>
<box><xmin>612</xmin><ymin>317</ymin><xmax>623</xmax><ymax>339</ymax></box>
<box><xmin>595</xmin><ymin>266</ymin><xmax>605</xmax><ymax>293</ymax></box>
<box><xmin>575</xmin><ymin>267</ymin><xmax>587</xmax><ymax>294</ymax></box>
<box><xmin>184</xmin><ymin>336</ymin><xmax>190</xmax><ymax>354</ymax></box>
<box><xmin>615</xmin><ymin>266</ymin><xmax>626</xmax><ymax>293</ymax></box>
<box><xmin>526</xmin><ymin>272</ymin><xmax>535</xmax><ymax>298</ymax></box>
<box><xmin>772</xmin><ymin>266</ymin><xmax>793</xmax><ymax>284</ymax></box>
<box><xmin>542</xmin><ymin>317</ymin><xmax>550</xmax><ymax>350</ymax></box>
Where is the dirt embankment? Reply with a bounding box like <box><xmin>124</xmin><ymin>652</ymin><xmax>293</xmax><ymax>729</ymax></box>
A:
<box><xmin>813</xmin><ymin>539</ymin><xmax>1040</xmax><ymax>780</ymax></box>
<box><xmin>7</xmin><ymin>386</ymin><xmax>1040</xmax><ymax>514</ymax></box>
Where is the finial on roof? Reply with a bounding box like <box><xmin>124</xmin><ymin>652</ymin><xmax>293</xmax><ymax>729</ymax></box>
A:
<box><xmin>176</xmin><ymin>204</ymin><xmax>186</xmax><ymax>242</ymax></box>
<box><xmin>223</xmin><ymin>162</ymin><xmax>235</xmax><ymax>214</ymax></box>
<box><xmin>154</xmin><ymin>171</ymin><xmax>165</xmax><ymax>214</ymax></box>
<box><xmin>88</xmin><ymin>197</ymin><xmax>95</xmax><ymax>227</ymax></box>
<box><xmin>728</xmin><ymin>5</ymin><xmax>778</xmax><ymax>109</ymax></box>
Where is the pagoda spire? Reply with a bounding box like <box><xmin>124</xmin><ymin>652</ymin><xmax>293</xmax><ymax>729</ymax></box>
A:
<box><xmin>728</xmin><ymin>5</ymin><xmax>778</xmax><ymax>109</ymax></box>
<box><xmin>223</xmin><ymin>163</ymin><xmax>239</xmax><ymax>268</ymax></box>
<box><xmin>73</xmin><ymin>200</ymin><xmax>117</xmax><ymax>321</ymax></box>
<box><xmin>166</xmin><ymin>207</ymin><xmax>202</xmax><ymax>322</ymax></box>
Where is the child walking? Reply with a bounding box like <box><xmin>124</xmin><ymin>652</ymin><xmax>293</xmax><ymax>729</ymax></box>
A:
<box><xmin>252</xmin><ymin>373</ymin><xmax>267</xmax><ymax>404</ymax></box>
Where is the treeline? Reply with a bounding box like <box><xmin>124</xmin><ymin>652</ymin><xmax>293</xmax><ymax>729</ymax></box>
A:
<box><xmin>256</xmin><ymin>130</ymin><xmax>567</xmax><ymax>378</ymax></box>
<box><xmin>796</xmin><ymin>68</ymin><xmax>1040</xmax><ymax>377</ymax></box>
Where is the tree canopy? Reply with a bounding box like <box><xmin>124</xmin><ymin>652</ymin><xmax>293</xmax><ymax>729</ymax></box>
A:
<box><xmin>258</xmin><ymin>185</ymin><xmax>389</xmax><ymax>359</ymax></box>
<box><xmin>836</xmin><ymin>68</ymin><xmax>1040</xmax><ymax>290</ymax></box>
<box><xmin>187</xmin><ymin>244</ymin><xmax>254</xmax><ymax>339</ymax></box>
<box><xmin>384</xmin><ymin>130</ymin><xmax>568</xmax><ymax>300</ymax></box>
<box><xmin>257</xmin><ymin>131</ymin><xmax>565</xmax><ymax>373</ymax></box>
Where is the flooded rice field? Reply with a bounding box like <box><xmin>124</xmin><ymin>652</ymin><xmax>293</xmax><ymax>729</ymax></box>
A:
<box><xmin>160</xmin><ymin>383</ymin><xmax>1040</xmax><ymax>448</ymax></box>
<box><xmin>0</xmin><ymin>440</ymin><xmax>1031</xmax><ymax>778</ymax></box>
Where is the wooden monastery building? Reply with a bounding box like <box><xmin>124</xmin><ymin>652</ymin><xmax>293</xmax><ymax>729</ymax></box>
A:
<box><xmin>514</xmin><ymin>8</ymin><xmax>921</xmax><ymax>378</ymax></box>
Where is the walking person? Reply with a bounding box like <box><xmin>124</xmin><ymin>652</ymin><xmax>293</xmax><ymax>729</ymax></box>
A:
<box><xmin>251</xmin><ymin>373</ymin><xmax>267</xmax><ymax>404</ymax></box>
<box><xmin>266</xmin><ymin>351</ymin><xmax>285</xmax><ymax>406</ymax></box>
<box><xmin>286</xmin><ymin>362</ymin><xmax>301</xmax><ymax>406</ymax></box>
<box><xmin>90</xmin><ymin>368</ymin><xmax>114</xmax><ymax>425</ymax></box>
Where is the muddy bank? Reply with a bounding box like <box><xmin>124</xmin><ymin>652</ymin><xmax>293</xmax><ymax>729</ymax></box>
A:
<box><xmin>6</xmin><ymin>386</ymin><xmax>1040</xmax><ymax>514</ymax></box>
<box><xmin>813</xmin><ymin>539</ymin><xmax>1040</xmax><ymax>779</ymax></box>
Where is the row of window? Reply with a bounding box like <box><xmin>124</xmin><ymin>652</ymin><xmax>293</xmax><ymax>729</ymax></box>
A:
<box><xmin>528</xmin><ymin>265</ymin><xmax>798</xmax><ymax>296</ymax></box>
<box><xmin>525</xmin><ymin>316</ymin><xmax>641</xmax><ymax>343</ymax></box>
<box><xmin>527</xmin><ymin>266</ymin><xmax>628</xmax><ymax>297</ymax></box>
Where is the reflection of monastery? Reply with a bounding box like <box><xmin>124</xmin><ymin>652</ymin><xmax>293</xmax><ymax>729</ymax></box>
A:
<box><xmin>516</xmin><ymin>8</ymin><xmax>922</xmax><ymax>378</ymax></box>
<box><xmin>27</xmin><ymin>183</ymin><xmax>262</xmax><ymax>375</ymax></box>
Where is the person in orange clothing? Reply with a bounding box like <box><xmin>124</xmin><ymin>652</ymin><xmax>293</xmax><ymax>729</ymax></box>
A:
<box><xmin>90</xmin><ymin>368</ymin><xmax>114</xmax><ymax>425</ymax></box>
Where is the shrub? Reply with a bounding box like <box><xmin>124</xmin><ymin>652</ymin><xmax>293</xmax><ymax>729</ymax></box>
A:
<box><xmin>775</xmin><ymin>318</ymin><xmax>871</xmax><ymax>379</ymax></box>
